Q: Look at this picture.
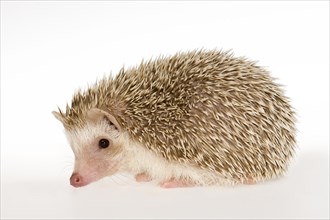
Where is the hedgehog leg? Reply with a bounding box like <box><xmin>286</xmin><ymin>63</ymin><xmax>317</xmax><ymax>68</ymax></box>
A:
<box><xmin>160</xmin><ymin>179</ymin><xmax>194</xmax><ymax>188</ymax></box>
<box><xmin>135</xmin><ymin>173</ymin><xmax>152</xmax><ymax>182</ymax></box>
<box><xmin>243</xmin><ymin>176</ymin><xmax>255</xmax><ymax>185</ymax></box>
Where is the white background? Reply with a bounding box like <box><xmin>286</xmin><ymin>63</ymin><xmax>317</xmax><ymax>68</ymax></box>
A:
<box><xmin>1</xmin><ymin>1</ymin><xmax>329</xmax><ymax>219</ymax></box>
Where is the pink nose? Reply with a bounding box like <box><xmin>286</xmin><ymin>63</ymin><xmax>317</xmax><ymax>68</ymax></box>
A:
<box><xmin>70</xmin><ymin>173</ymin><xmax>86</xmax><ymax>187</ymax></box>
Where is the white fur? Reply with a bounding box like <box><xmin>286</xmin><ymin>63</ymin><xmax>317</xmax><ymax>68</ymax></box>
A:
<box><xmin>66</xmin><ymin>120</ymin><xmax>120</xmax><ymax>157</ymax></box>
<box><xmin>66</xmin><ymin>121</ymin><xmax>234</xmax><ymax>186</ymax></box>
<box><xmin>120</xmin><ymin>132</ymin><xmax>234</xmax><ymax>186</ymax></box>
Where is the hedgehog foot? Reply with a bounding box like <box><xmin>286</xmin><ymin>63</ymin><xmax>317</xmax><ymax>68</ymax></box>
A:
<box><xmin>243</xmin><ymin>176</ymin><xmax>255</xmax><ymax>185</ymax></box>
<box><xmin>135</xmin><ymin>173</ymin><xmax>152</xmax><ymax>182</ymax></box>
<box><xmin>160</xmin><ymin>179</ymin><xmax>194</xmax><ymax>188</ymax></box>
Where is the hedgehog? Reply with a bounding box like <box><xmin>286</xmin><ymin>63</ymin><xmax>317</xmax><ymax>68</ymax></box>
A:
<box><xmin>53</xmin><ymin>49</ymin><xmax>296</xmax><ymax>188</ymax></box>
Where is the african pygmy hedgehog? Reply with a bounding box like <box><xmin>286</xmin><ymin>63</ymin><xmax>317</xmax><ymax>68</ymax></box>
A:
<box><xmin>53</xmin><ymin>49</ymin><xmax>296</xmax><ymax>188</ymax></box>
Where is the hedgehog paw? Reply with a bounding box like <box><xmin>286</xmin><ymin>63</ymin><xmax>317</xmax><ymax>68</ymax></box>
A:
<box><xmin>135</xmin><ymin>173</ymin><xmax>152</xmax><ymax>182</ymax></box>
<box><xmin>243</xmin><ymin>176</ymin><xmax>255</xmax><ymax>185</ymax></box>
<box><xmin>160</xmin><ymin>180</ymin><xmax>194</xmax><ymax>188</ymax></box>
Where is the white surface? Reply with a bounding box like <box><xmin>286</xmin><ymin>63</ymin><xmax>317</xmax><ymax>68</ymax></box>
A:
<box><xmin>1</xmin><ymin>1</ymin><xmax>329</xmax><ymax>219</ymax></box>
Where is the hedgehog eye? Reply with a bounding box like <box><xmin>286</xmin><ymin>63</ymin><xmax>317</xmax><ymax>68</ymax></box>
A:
<box><xmin>98</xmin><ymin>138</ymin><xmax>110</xmax><ymax>149</ymax></box>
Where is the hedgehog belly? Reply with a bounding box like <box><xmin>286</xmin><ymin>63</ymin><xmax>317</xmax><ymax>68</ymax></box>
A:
<box><xmin>122</xmin><ymin>132</ymin><xmax>235</xmax><ymax>186</ymax></box>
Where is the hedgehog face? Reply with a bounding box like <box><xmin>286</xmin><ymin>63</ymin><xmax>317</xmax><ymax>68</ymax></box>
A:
<box><xmin>54</xmin><ymin>108</ymin><xmax>125</xmax><ymax>187</ymax></box>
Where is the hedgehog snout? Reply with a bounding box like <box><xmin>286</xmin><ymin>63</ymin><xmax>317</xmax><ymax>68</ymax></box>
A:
<box><xmin>69</xmin><ymin>153</ymin><xmax>121</xmax><ymax>187</ymax></box>
<box><xmin>70</xmin><ymin>172</ymin><xmax>86</xmax><ymax>187</ymax></box>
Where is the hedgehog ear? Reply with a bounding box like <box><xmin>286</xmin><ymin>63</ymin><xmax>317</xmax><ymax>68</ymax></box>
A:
<box><xmin>52</xmin><ymin>111</ymin><xmax>65</xmax><ymax>124</ymax></box>
<box><xmin>86</xmin><ymin>108</ymin><xmax>121</xmax><ymax>131</ymax></box>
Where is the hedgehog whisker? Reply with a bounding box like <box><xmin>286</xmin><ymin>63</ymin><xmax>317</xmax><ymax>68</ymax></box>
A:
<box><xmin>110</xmin><ymin>175</ymin><xmax>122</xmax><ymax>186</ymax></box>
<box><xmin>115</xmin><ymin>173</ymin><xmax>133</xmax><ymax>185</ymax></box>
<box><xmin>61</xmin><ymin>164</ymin><xmax>73</xmax><ymax>174</ymax></box>
<box><xmin>111</xmin><ymin>175</ymin><xmax>128</xmax><ymax>186</ymax></box>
